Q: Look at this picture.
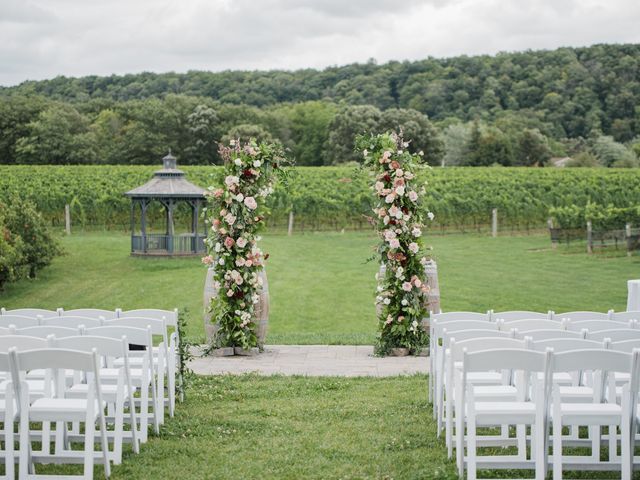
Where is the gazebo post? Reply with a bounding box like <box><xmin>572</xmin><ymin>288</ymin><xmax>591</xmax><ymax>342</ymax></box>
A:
<box><xmin>192</xmin><ymin>201</ymin><xmax>199</xmax><ymax>253</ymax></box>
<box><xmin>141</xmin><ymin>200</ymin><xmax>148</xmax><ymax>253</ymax></box>
<box><xmin>130</xmin><ymin>200</ymin><xmax>135</xmax><ymax>253</ymax></box>
<box><xmin>167</xmin><ymin>200</ymin><xmax>175</xmax><ymax>254</ymax></box>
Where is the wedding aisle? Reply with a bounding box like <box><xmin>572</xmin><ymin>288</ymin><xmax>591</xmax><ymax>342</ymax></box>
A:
<box><xmin>189</xmin><ymin>345</ymin><xmax>429</xmax><ymax>377</ymax></box>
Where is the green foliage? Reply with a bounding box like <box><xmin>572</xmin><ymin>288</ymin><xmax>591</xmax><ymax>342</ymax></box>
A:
<box><xmin>550</xmin><ymin>203</ymin><xmax>640</xmax><ymax>230</ymax></box>
<box><xmin>0</xmin><ymin>198</ymin><xmax>61</xmax><ymax>289</ymax></box>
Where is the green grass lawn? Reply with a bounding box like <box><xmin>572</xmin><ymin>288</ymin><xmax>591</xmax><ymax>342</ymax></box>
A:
<box><xmin>29</xmin><ymin>374</ymin><xmax>635</xmax><ymax>479</ymax></box>
<box><xmin>0</xmin><ymin>231</ymin><xmax>638</xmax><ymax>343</ymax></box>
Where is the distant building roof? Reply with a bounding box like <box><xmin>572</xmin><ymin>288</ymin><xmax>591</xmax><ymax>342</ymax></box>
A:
<box><xmin>549</xmin><ymin>156</ymin><xmax>572</xmax><ymax>168</ymax></box>
<box><xmin>125</xmin><ymin>152</ymin><xmax>207</xmax><ymax>198</ymax></box>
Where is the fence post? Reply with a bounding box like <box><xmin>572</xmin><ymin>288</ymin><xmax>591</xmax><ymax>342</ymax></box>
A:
<box><xmin>491</xmin><ymin>208</ymin><xmax>498</xmax><ymax>238</ymax></box>
<box><xmin>547</xmin><ymin>218</ymin><xmax>557</xmax><ymax>249</ymax></box>
<box><xmin>65</xmin><ymin>204</ymin><xmax>71</xmax><ymax>235</ymax></box>
<box><xmin>587</xmin><ymin>221</ymin><xmax>593</xmax><ymax>254</ymax></box>
<box><xmin>287</xmin><ymin>211</ymin><xmax>294</xmax><ymax>236</ymax></box>
<box><xmin>626</xmin><ymin>223</ymin><xmax>632</xmax><ymax>257</ymax></box>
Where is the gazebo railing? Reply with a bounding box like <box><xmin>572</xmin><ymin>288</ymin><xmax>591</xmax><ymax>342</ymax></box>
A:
<box><xmin>131</xmin><ymin>233</ymin><xmax>206</xmax><ymax>255</ymax></box>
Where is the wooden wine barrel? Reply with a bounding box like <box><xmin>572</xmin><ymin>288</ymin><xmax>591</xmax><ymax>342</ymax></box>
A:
<box><xmin>377</xmin><ymin>259</ymin><xmax>440</xmax><ymax>332</ymax></box>
<box><xmin>203</xmin><ymin>267</ymin><xmax>270</xmax><ymax>347</ymax></box>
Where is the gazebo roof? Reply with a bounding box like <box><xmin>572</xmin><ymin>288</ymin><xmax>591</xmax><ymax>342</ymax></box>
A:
<box><xmin>125</xmin><ymin>152</ymin><xmax>207</xmax><ymax>199</ymax></box>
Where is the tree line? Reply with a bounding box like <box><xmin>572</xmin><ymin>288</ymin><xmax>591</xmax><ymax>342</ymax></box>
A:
<box><xmin>1</xmin><ymin>43</ymin><xmax>639</xmax><ymax>167</ymax></box>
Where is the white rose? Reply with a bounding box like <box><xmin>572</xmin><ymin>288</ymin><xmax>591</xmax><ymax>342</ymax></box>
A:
<box><xmin>234</xmin><ymin>158</ymin><xmax>242</xmax><ymax>166</ymax></box>
<box><xmin>253</xmin><ymin>160</ymin><xmax>262</xmax><ymax>168</ymax></box>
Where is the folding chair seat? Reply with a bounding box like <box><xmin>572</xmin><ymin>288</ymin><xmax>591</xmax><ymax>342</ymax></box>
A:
<box><xmin>10</xmin><ymin>347</ymin><xmax>111</xmax><ymax>480</ymax></box>
<box><xmin>86</xmin><ymin>326</ymin><xmax>160</xmax><ymax>443</ymax></box>
<box><xmin>445</xmin><ymin>336</ymin><xmax>528</xmax><ymax>459</ymax></box>
<box><xmin>550</xmin><ymin>349</ymin><xmax>639</xmax><ymax>480</ymax></box>
<box><xmin>55</xmin><ymin>336</ymin><xmax>140</xmax><ymax>465</ymax></box>
<box><xmin>457</xmin><ymin>348</ymin><xmax>552</xmax><ymax>480</ymax></box>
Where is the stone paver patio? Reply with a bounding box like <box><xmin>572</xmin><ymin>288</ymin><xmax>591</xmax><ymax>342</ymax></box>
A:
<box><xmin>189</xmin><ymin>345</ymin><xmax>429</xmax><ymax>377</ymax></box>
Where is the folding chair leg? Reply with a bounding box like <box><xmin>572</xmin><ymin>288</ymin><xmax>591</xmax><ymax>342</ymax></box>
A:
<box><xmin>4</xmin><ymin>415</ymin><xmax>14</xmax><ymax>480</ymax></box>
<box><xmin>467</xmin><ymin>418</ymin><xmax>477</xmax><ymax>480</ymax></box>
<box><xmin>590</xmin><ymin>425</ymin><xmax>600</xmax><ymax>462</ymax></box>
<box><xmin>83</xmin><ymin>418</ymin><xmax>95</xmax><ymax>480</ymax></box>
<box><xmin>553</xmin><ymin>416</ymin><xmax>563</xmax><ymax>480</ymax></box>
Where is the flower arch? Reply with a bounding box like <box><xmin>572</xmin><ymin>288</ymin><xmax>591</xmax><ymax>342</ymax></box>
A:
<box><xmin>357</xmin><ymin>132</ymin><xmax>433</xmax><ymax>355</ymax></box>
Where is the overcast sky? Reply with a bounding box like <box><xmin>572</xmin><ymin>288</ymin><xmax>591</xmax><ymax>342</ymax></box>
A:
<box><xmin>1</xmin><ymin>0</ymin><xmax>639</xmax><ymax>86</ymax></box>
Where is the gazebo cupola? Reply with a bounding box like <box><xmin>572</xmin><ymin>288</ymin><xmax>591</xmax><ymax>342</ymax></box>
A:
<box><xmin>125</xmin><ymin>151</ymin><xmax>207</xmax><ymax>256</ymax></box>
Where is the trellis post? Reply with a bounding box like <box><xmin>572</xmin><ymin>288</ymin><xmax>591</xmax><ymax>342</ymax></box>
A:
<box><xmin>491</xmin><ymin>208</ymin><xmax>498</xmax><ymax>238</ymax></box>
<box><xmin>587</xmin><ymin>221</ymin><xmax>593</xmax><ymax>254</ymax></box>
<box><xmin>288</xmin><ymin>211</ymin><xmax>294</xmax><ymax>236</ymax></box>
<box><xmin>64</xmin><ymin>204</ymin><xmax>71</xmax><ymax>235</ymax></box>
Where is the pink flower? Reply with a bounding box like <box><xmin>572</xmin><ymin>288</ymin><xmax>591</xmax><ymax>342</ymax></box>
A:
<box><xmin>408</xmin><ymin>191</ymin><xmax>418</xmax><ymax>202</ymax></box>
<box><xmin>409</xmin><ymin>242</ymin><xmax>419</xmax><ymax>254</ymax></box>
<box><xmin>201</xmin><ymin>255</ymin><xmax>214</xmax><ymax>265</ymax></box>
<box><xmin>226</xmin><ymin>289</ymin><xmax>234</xmax><ymax>297</ymax></box>
<box><xmin>385</xmin><ymin>193</ymin><xmax>395</xmax><ymax>204</ymax></box>
<box><xmin>245</xmin><ymin>259</ymin><xmax>253</xmax><ymax>267</ymax></box>
<box><xmin>235</xmin><ymin>257</ymin><xmax>246</xmax><ymax>267</ymax></box>
<box><xmin>397</xmin><ymin>315</ymin><xmax>405</xmax><ymax>323</ymax></box>
<box><xmin>224</xmin><ymin>213</ymin><xmax>236</xmax><ymax>226</ymax></box>
<box><xmin>212</xmin><ymin>219</ymin><xmax>221</xmax><ymax>230</ymax></box>
<box><xmin>244</xmin><ymin>196</ymin><xmax>258</xmax><ymax>210</ymax></box>
<box><xmin>413</xmin><ymin>276</ymin><xmax>422</xmax><ymax>288</ymax></box>
<box><xmin>390</xmin><ymin>160</ymin><xmax>400</xmax><ymax>170</ymax></box>
<box><xmin>224</xmin><ymin>176</ymin><xmax>239</xmax><ymax>188</ymax></box>
<box><xmin>213</xmin><ymin>189</ymin><xmax>224</xmax><ymax>198</ymax></box>
<box><xmin>224</xmin><ymin>237</ymin><xmax>235</xmax><ymax>248</ymax></box>
<box><xmin>402</xmin><ymin>282</ymin><xmax>413</xmax><ymax>292</ymax></box>
<box><xmin>389</xmin><ymin>239</ymin><xmax>400</xmax><ymax>249</ymax></box>
<box><xmin>237</xmin><ymin>237</ymin><xmax>248</xmax><ymax>248</ymax></box>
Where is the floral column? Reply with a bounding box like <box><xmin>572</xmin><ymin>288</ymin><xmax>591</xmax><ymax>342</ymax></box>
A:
<box><xmin>357</xmin><ymin>132</ymin><xmax>433</xmax><ymax>355</ymax></box>
<box><xmin>203</xmin><ymin>139</ymin><xmax>287</xmax><ymax>350</ymax></box>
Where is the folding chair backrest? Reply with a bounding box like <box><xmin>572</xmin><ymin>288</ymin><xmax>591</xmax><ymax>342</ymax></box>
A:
<box><xmin>532</xmin><ymin>337</ymin><xmax>603</xmax><ymax>352</ymax></box>
<box><xmin>434</xmin><ymin>319</ymin><xmax>496</xmax><ymax>337</ymax></box>
<box><xmin>431</xmin><ymin>311</ymin><xmax>490</xmax><ymax>323</ymax></box>
<box><xmin>515</xmin><ymin>329</ymin><xmax>584</xmax><ymax>341</ymax></box>
<box><xmin>13</xmin><ymin>326</ymin><xmax>80</xmax><ymax>339</ymax></box>
<box><xmin>451</xmin><ymin>337</ymin><xmax>529</xmax><ymax>362</ymax></box>
<box><xmin>493</xmin><ymin>311</ymin><xmax>551</xmax><ymax>321</ymax></box>
<box><xmin>0</xmin><ymin>315</ymin><xmax>40</xmax><ymax>328</ymax></box>
<box><xmin>586</xmin><ymin>328</ymin><xmax>640</xmax><ymax>342</ymax></box>
<box><xmin>105</xmin><ymin>317</ymin><xmax>166</xmax><ymax>337</ymax></box>
<box><xmin>86</xmin><ymin>326</ymin><xmax>152</xmax><ymax>348</ymax></box>
<box><xmin>119</xmin><ymin>308</ymin><xmax>178</xmax><ymax>328</ymax></box>
<box><xmin>463</xmin><ymin>348</ymin><xmax>548</xmax><ymax>373</ymax></box>
<box><xmin>610</xmin><ymin>311</ymin><xmax>640</xmax><ymax>322</ymax></box>
<box><xmin>553</xmin><ymin>349</ymin><xmax>632</xmax><ymax>374</ymax></box>
<box><xmin>1</xmin><ymin>308</ymin><xmax>59</xmax><ymax>318</ymax></box>
<box><xmin>61</xmin><ymin>309</ymin><xmax>117</xmax><ymax>320</ymax></box>
<box><xmin>41</xmin><ymin>316</ymin><xmax>102</xmax><ymax>328</ymax></box>
<box><xmin>610</xmin><ymin>339</ymin><xmax>640</xmax><ymax>353</ymax></box>
<box><xmin>556</xmin><ymin>311</ymin><xmax>610</xmax><ymax>321</ymax></box>
<box><xmin>0</xmin><ymin>327</ymin><xmax>9</xmax><ymax>336</ymax></box>
<box><xmin>54</xmin><ymin>335</ymin><xmax>126</xmax><ymax>359</ymax></box>
<box><xmin>11</xmin><ymin>348</ymin><xmax>97</xmax><ymax>373</ymax></box>
<box><xmin>500</xmin><ymin>319</ymin><xmax>563</xmax><ymax>332</ymax></box>
<box><xmin>0</xmin><ymin>335</ymin><xmax>50</xmax><ymax>352</ymax></box>
<box><xmin>0</xmin><ymin>352</ymin><xmax>10</xmax><ymax>373</ymax></box>
<box><xmin>443</xmin><ymin>329</ymin><xmax>511</xmax><ymax>346</ymax></box>
<box><xmin>567</xmin><ymin>319</ymin><xmax>631</xmax><ymax>332</ymax></box>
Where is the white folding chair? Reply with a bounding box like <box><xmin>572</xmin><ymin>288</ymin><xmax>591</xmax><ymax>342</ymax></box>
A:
<box><xmin>492</xmin><ymin>311</ymin><xmax>552</xmax><ymax>321</ymax></box>
<box><xmin>10</xmin><ymin>348</ymin><xmax>111</xmax><ymax>479</ymax></box>
<box><xmin>86</xmin><ymin>326</ymin><xmax>160</xmax><ymax>443</ymax></box>
<box><xmin>514</xmin><ymin>329</ymin><xmax>585</xmax><ymax>341</ymax></box>
<box><xmin>500</xmin><ymin>318</ymin><xmax>565</xmax><ymax>332</ymax></box>
<box><xmin>432</xmin><ymin>319</ymin><xmax>498</xmax><ymax>421</ymax></box>
<box><xmin>567</xmin><ymin>319</ymin><xmax>635</xmax><ymax>332</ymax></box>
<box><xmin>555</xmin><ymin>311</ymin><xmax>611</xmax><ymax>321</ymax></box>
<box><xmin>41</xmin><ymin>316</ymin><xmax>102</xmax><ymax>329</ymax></box>
<box><xmin>0</xmin><ymin>352</ymin><xmax>17</xmax><ymax>480</ymax></box>
<box><xmin>429</xmin><ymin>311</ymin><xmax>491</xmax><ymax>402</ymax></box>
<box><xmin>587</xmin><ymin>328</ymin><xmax>640</xmax><ymax>342</ymax></box>
<box><xmin>12</xmin><ymin>326</ymin><xmax>81</xmax><ymax>339</ymax></box>
<box><xmin>458</xmin><ymin>348</ymin><xmax>552</xmax><ymax>480</ymax></box>
<box><xmin>551</xmin><ymin>349</ymin><xmax>638</xmax><ymax>480</ymax></box>
<box><xmin>0</xmin><ymin>309</ymin><xmax>60</xmax><ymax>318</ymax></box>
<box><xmin>55</xmin><ymin>336</ymin><xmax>139</xmax><ymax>465</ymax></box>
<box><xmin>445</xmin><ymin>336</ymin><xmax>528</xmax><ymax>459</ymax></box>
<box><xmin>0</xmin><ymin>316</ymin><xmax>40</xmax><ymax>328</ymax></box>
<box><xmin>61</xmin><ymin>309</ymin><xmax>117</xmax><ymax>321</ymax></box>
<box><xmin>105</xmin><ymin>317</ymin><xmax>170</xmax><ymax>422</ymax></box>
<box><xmin>117</xmin><ymin>309</ymin><xmax>179</xmax><ymax>415</ymax></box>
<box><xmin>611</xmin><ymin>311</ymin><xmax>640</xmax><ymax>322</ymax></box>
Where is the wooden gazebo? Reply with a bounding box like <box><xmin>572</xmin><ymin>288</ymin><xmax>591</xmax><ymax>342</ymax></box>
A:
<box><xmin>125</xmin><ymin>152</ymin><xmax>207</xmax><ymax>256</ymax></box>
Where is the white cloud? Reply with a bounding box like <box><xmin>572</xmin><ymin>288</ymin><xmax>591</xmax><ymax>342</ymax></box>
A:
<box><xmin>0</xmin><ymin>0</ymin><xmax>639</xmax><ymax>86</ymax></box>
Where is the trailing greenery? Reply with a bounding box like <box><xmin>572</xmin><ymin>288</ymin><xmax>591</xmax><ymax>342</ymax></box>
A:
<box><xmin>0</xmin><ymin>197</ymin><xmax>62</xmax><ymax>289</ymax></box>
<box><xmin>2</xmin><ymin>44</ymin><xmax>640</xmax><ymax>167</ymax></box>
<box><xmin>2</xmin><ymin>166</ymin><xmax>640</xmax><ymax>232</ymax></box>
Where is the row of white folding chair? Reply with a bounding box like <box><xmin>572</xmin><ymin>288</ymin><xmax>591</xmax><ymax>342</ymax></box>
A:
<box><xmin>445</xmin><ymin>335</ymin><xmax>607</xmax><ymax>460</ymax></box>
<box><xmin>0</xmin><ymin>316</ymin><xmax>103</xmax><ymax>329</ymax></box>
<box><xmin>455</xmin><ymin>345</ymin><xmax>640</xmax><ymax>480</ymax></box>
<box><xmin>436</xmin><ymin>324</ymin><xmax>640</xmax><ymax>439</ymax></box>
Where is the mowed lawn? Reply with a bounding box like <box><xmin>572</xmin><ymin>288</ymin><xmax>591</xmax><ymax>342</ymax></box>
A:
<box><xmin>0</xmin><ymin>231</ymin><xmax>638</xmax><ymax>343</ymax></box>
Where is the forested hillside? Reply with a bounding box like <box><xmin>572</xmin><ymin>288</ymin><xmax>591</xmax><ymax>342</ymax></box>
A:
<box><xmin>1</xmin><ymin>43</ymin><xmax>639</xmax><ymax>166</ymax></box>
